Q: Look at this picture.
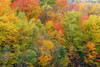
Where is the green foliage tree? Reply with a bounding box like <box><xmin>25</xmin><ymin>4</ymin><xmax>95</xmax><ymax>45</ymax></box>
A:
<box><xmin>62</xmin><ymin>11</ymin><xmax>84</xmax><ymax>51</ymax></box>
<box><xmin>39</xmin><ymin>0</ymin><xmax>55</xmax><ymax>6</ymax></box>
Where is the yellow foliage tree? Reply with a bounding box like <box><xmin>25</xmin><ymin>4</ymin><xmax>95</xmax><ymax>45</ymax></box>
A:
<box><xmin>0</xmin><ymin>0</ymin><xmax>19</xmax><ymax>46</ymax></box>
<box><xmin>43</xmin><ymin>40</ymin><xmax>54</xmax><ymax>52</ymax></box>
<box><xmin>38</xmin><ymin>51</ymin><xmax>53</xmax><ymax>67</ymax></box>
<box><xmin>0</xmin><ymin>0</ymin><xmax>11</xmax><ymax>16</ymax></box>
<box><xmin>46</xmin><ymin>21</ymin><xmax>57</xmax><ymax>38</ymax></box>
<box><xmin>78</xmin><ymin>3</ymin><xmax>100</xmax><ymax>15</ymax></box>
<box><xmin>0</xmin><ymin>21</ymin><xmax>18</xmax><ymax>45</ymax></box>
<box><xmin>83</xmin><ymin>15</ymin><xmax>100</xmax><ymax>45</ymax></box>
<box><xmin>38</xmin><ymin>40</ymin><xmax>54</xmax><ymax>67</ymax></box>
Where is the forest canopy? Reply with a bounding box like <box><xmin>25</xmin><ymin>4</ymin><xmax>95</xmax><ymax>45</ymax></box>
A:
<box><xmin>0</xmin><ymin>0</ymin><xmax>100</xmax><ymax>67</ymax></box>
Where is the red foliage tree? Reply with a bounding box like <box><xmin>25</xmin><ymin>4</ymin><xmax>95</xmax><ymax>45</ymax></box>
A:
<box><xmin>56</xmin><ymin>0</ymin><xmax>78</xmax><ymax>11</ymax></box>
<box><xmin>80</xmin><ymin>13</ymin><xmax>89</xmax><ymax>32</ymax></box>
<box><xmin>80</xmin><ymin>13</ymin><xmax>89</xmax><ymax>21</ymax></box>
<box><xmin>53</xmin><ymin>21</ymin><xmax>64</xmax><ymax>34</ymax></box>
<box><xmin>80</xmin><ymin>13</ymin><xmax>89</xmax><ymax>26</ymax></box>
<box><xmin>56</xmin><ymin>0</ymin><xmax>69</xmax><ymax>10</ymax></box>
<box><xmin>11</xmin><ymin>0</ymin><xmax>41</xmax><ymax>18</ymax></box>
<box><xmin>70</xmin><ymin>2</ymin><xmax>78</xmax><ymax>11</ymax></box>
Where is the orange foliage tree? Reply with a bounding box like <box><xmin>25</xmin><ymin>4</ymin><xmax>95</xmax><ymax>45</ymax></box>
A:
<box><xmin>84</xmin><ymin>42</ymin><xmax>97</xmax><ymax>64</ymax></box>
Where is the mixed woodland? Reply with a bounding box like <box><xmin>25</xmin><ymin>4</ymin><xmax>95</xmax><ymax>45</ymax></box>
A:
<box><xmin>0</xmin><ymin>0</ymin><xmax>100</xmax><ymax>67</ymax></box>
